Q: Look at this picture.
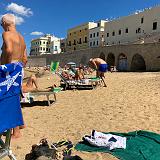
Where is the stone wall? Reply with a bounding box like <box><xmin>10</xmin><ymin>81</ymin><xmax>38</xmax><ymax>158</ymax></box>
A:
<box><xmin>27</xmin><ymin>43</ymin><xmax>160</xmax><ymax>71</ymax></box>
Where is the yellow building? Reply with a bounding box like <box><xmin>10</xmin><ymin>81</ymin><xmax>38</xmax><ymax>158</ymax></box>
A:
<box><xmin>66</xmin><ymin>22</ymin><xmax>97</xmax><ymax>52</ymax></box>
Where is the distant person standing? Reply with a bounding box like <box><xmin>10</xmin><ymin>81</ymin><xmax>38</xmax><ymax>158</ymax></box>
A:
<box><xmin>1</xmin><ymin>14</ymin><xmax>27</xmax><ymax>138</ymax></box>
<box><xmin>89</xmin><ymin>58</ymin><xmax>108</xmax><ymax>87</ymax></box>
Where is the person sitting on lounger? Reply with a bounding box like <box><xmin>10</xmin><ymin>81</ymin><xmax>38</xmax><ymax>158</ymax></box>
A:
<box><xmin>89</xmin><ymin>58</ymin><xmax>108</xmax><ymax>87</ymax></box>
<box><xmin>22</xmin><ymin>74</ymin><xmax>56</xmax><ymax>93</ymax></box>
<box><xmin>75</xmin><ymin>66</ymin><xmax>85</xmax><ymax>80</ymax></box>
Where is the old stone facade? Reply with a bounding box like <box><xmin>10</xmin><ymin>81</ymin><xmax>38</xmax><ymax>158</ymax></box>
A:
<box><xmin>27</xmin><ymin>43</ymin><xmax>160</xmax><ymax>71</ymax></box>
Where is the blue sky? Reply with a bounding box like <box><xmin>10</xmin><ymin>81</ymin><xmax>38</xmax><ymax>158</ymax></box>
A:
<box><xmin>0</xmin><ymin>0</ymin><xmax>160</xmax><ymax>54</ymax></box>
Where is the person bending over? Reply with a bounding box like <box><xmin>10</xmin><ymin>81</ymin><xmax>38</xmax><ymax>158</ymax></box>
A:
<box><xmin>89</xmin><ymin>58</ymin><xmax>108</xmax><ymax>87</ymax></box>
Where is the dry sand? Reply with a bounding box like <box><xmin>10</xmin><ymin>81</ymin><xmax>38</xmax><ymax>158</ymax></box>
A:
<box><xmin>7</xmin><ymin>71</ymin><xmax>160</xmax><ymax>160</ymax></box>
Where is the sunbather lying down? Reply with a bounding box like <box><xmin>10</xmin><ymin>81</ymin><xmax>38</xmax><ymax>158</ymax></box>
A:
<box><xmin>22</xmin><ymin>74</ymin><xmax>56</xmax><ymax>93</ymax></box>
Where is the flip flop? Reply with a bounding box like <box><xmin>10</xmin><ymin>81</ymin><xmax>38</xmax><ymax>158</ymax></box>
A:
<box><xmin>51</xmin><ymin>140</ymin><xmax>72</xmax><ymax>148</ymax></box>
<box><xmin>63</xmin><ymin>143</ymin><xmax>74</xmax><ymax>156</ymax></box>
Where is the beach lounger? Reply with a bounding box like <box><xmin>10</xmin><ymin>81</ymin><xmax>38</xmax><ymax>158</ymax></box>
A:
<box><xmin>0</xmin><ymin>62</ymin><xmax>24</xmax><ymax>160</ymax></box>
<box><xmin>57</xmin><ymin>71</ymin><xmax>96</xmax><ymax>90</ymax></box>
<box><xmin>21</xmin><ymin>87</ymin><xmax>62</xmax><ymax>106</ymax></box>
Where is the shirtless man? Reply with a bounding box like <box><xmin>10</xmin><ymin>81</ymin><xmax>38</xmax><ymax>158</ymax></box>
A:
<box><xmin>1</xmin><ymin>14</ymin><xmax>27</xmax><ymax>138</ymax></box>
<box><xmin>89</xmin><ymin>58</ymin><xmax>108</xmax><ymax>87</ymax></box>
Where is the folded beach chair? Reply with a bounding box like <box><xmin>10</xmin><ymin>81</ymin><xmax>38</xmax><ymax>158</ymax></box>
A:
<box><xmin>0</xmin><ymin>62</ymin><xmax>24</xmax><ymax>160</ymax></box>
<box><xmin>50</xmin><ymin>61</ymin><xmax>59</xmax><ymax>73</ymax></box>
<box><xmin>21</xmin><ymin>87</ymin><xmax>62</xmax><ymax>106</ymax></box>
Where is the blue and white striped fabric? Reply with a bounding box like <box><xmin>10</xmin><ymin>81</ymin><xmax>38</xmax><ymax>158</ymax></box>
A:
<box><xmin>0</xmin><ymin>62</ymin><xmax>24</xmax><ymax>133</ymax></box>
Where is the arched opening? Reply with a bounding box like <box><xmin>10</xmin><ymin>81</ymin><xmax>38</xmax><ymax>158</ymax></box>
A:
<box><xmin>99</xmin><ymin>52</ymin><xmax>106</xmax><ymax>61</ymax></box>
<box><xmin>107</xmin><ymin>53</ymin><xmax>115</xmax><ymax>67</ymax></box>
<box><xmin>131</xmin><ymin>54</ymin><xmax>146</xmax><ymax>71</ymax></box>
<box><xmin>118</xmin><ymin>53</ymin><xmax>128</xmax><ymax>71</ymax></box>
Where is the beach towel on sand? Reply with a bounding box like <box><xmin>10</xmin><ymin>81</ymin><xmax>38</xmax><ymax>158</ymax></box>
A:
<box><xmin>75</xmin><ymin>130</ymin><xmax>160</xmax><ymax>160</ymax></box>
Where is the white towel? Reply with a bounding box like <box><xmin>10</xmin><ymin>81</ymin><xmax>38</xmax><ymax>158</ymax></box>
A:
<box><xmin>83</xmin><ymin>130</ymin><xmax>126</xmax><ymax>150</ymax></box>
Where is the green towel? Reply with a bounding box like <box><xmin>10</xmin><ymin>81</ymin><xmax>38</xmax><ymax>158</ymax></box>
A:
<box><xmin>53</xmin><ymin>87</ymin><xmax>62</xmax><ymax>93</ymax></box>
<box><xmin>50</xmin><ymin>61</ymin><xmax>59</xmax><ymax>73</ymax></box>
<box><xmin>75</xmin><ymin>130</ymin><xmax>160</xmax><ymax>160</ymax></box>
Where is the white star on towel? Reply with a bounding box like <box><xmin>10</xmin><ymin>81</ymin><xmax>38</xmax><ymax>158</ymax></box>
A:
<box><xmin>1</xmin><ymin>65</ymin><xmax>7</xmax><ymax>70</ymax></box>
<box><xmin>0</xmin><ymin>72</ymin><xmax>20</xmax><ymax>91</ymax></box>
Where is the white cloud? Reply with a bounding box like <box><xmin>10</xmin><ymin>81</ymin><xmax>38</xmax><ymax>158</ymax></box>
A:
<box><xmin>15</xmin><ymin>15</ymin><xmax>24</xmax><ymax>25</ymax></box>
<box><xmin>30</xmin><ymin>31</ymin><xmax>44</xmax><ymax>36</ymax></box>
<box><xmin>6</xmin><ymin>3</ymin><xmax>33</xmax><ymax>17</ymax></box>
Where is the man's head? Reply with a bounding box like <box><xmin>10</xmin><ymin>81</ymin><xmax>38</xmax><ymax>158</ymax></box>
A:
<box><xmin>1</xmin><ymin>14</ymin><xmax>15</xmax><ymax>29</ymax></box>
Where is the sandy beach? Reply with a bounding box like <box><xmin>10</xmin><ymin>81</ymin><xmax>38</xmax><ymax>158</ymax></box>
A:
<box><xmin>8</xmin><ymin>71</ymin><xmax>160</xmax><ymax>160</ymax></box>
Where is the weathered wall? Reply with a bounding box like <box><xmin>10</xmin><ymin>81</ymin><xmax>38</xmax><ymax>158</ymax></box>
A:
<box><xmin>27</xmin><ymin>43</ymin><xmax>160</xmax><ymax>71</ymax></box>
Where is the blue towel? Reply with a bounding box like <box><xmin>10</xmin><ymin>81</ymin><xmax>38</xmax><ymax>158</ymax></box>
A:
<box><xmin>0</xmin><ymin>62</ymin><xmax>24</xmax><ymax>133</ymax></box>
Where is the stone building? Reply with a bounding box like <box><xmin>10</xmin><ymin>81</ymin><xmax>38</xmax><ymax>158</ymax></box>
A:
<box><xmin>66</xmin><ymin>22</ymin><xmax>97</xmax><ymax>52</ymax></box>
<box><xmin>30</xmin><ymin>34</ymin><xmax>61</xmax><ymax>56</ymax></box>
<box><xmin>104</xmin><ymin>6</ymin><xmax>160</xmax><ymax>45</ymax></box>
<box><xmin>89</xmin><ymin>20</ymin><xmax>107</xmax><ymax>48</ymax></box>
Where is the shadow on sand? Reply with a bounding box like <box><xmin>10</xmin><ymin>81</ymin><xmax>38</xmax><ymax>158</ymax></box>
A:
<box><xmin>21</xmin><ymin>100</ymin><xmax>55</xmax><ymax>107</ymax></box>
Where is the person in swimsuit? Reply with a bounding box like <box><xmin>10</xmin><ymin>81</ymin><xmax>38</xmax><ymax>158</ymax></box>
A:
<box><xmin>22</xmin><ymin>74</ymin><xmax>56</xmax><ymax>93</ymax></box>
<box><xmin>89</xmin><ymin>58</ymin><xmax>108</xmax><ymax>87</ymax></box>
<box><xmin>1</xmin><ymin>14</ymin><xmax>27</xmax><ymax>139</ymax></box>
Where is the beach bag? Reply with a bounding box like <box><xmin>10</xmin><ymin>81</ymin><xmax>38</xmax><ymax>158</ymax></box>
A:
<box><xmin>25</xmin><ymin>139</ymin><xmax>57</xmax><ymax>160</ymax></box>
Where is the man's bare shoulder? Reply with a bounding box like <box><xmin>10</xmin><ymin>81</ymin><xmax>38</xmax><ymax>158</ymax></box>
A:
<box><xmin>2</xmin><ymin>31</ymin><xmax>12</xmax><ymax>39</ymax></box>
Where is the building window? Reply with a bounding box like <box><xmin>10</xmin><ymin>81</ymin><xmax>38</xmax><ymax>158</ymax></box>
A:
<box><xmin>141</xmin><ymin>17</ymin><xmax>144</xmax><ymax>24</ymax></box>
<box><xmin>97</xmin><ymin>32</ymin><xmax>99</xmax><ymax>37</ymax></box>
<box><xmin>153</xmin><ymin>22</ymin><xmax>157</xmax><ymax>30</ymax></box>
<box><xmin>125</xmin><ymin>28</ymin><xmax>128</xmax><ymax>33</ymax></box>
<box><xmin>73</xmin><ymin>40</ymin><xmax>76</xmax><ymax>45</ymax></box>
<box><xmin>79</xmin><ymin>38</ymin><xmax>82</xmax><ymax>44</ymax></box>
<box><xmin>90</xmin><ymin>34</ymin><xmax>92</xmax><ymax>38</ymax></box>
<box><xmin>118</xmin><ymin>41</ymin><xmax>121</xmax><ymax>44</ymax></box>
<box><xmin>40</xmin><ymin>41</ymin><xmax>41</xmax><ymax>45</ymax></box>
<box><xmin>102</xmin><ymin>35</ymin><xmax>104</xmax><ymax>37</ymax></box>
<box><xmin>93</xmin><ymin>41</ymin><xmax>95</xmax><ymax>46</ymax></box>
<box><xmin>43</xmin><ymin>41</ymin><xmax>45</xmax><ymax>44</ymax></box>
<box><xmin>112</xmin><ymin>31</ymin><xmax>115</xmax><ymax>36</ymax></box>
<box><xmin>68</xmin><ymin>41</ymin><xmax>71</xmax><ymax>46</ymax></box>
<box><xmin>49</xmin><ymin>48</ymin><xmax>50</xmax><ymax>52</ymax></box>
<box><xmin>74</xmin><ymin>47</ymin><xmax>76</xmax><ymax>50</ymax></box>
<box><xmin>119</xmin><ymin>30</ymin><xmax>121</xmax><ymax>35</ymax></box>
<box><xmin>137</xmin><ymin>27</ymin><xmax>141</xmax><ymax>33</ymax></box>
<box><xmin>90</xmin><ymin>42</ymin><xmax>92</xmax><ymax>46</ymax></box>
<box><xmin>70</xmin><ymin>33</ymin><xmax>71</xmax><ymax>35</ymax></box>
<box><xmin>93</xmin><ymin>33</ymin><xmax>95</xmax><ymax>37</ymax></box>
<box><xmin>46</xmin><ymin>48</ymin><xmax>48</xmax><ymax>52</ymax></box>
<box><xmin>107</xmin><ymin>33</ymin><xmax>109</xmax><ymax>37</ymax></box>
<box><xmin>97</xmin><ymin>41</ymin><xmax>99</xmax><ymax>46</ymax></box>
<box><xmin>55</xmin><ymin>46</ymin><xmax>57</xmax><ymax>51</ymax></box>
<box><xmin>97</xmin><ymin>23</ymin><xmax>100</xmax><ymax>27</ymax></box>
<box><xmin>43</xmin><ymin>47</ymin><xmax>45</xmax><ymax>51</ymax></box>
<box><xmin>80</xmin><ymin>30</ymin><xmax>81</xmax><ymax>32</ymax></box>
<box><xmin>47</xmin><ymin>42</ymin><xmax>48</xmax><ymax>44</ymax></box>
<box><xmin>84</xmin><ymin>37</ymin><xmax>87</xmax><ymax>43</ymax></box>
